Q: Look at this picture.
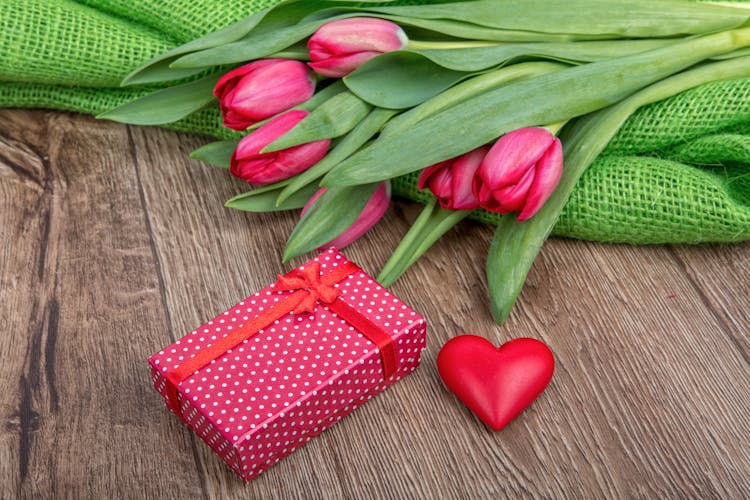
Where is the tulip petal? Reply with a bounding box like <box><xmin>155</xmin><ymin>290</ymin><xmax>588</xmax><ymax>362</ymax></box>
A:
<box><xmin>231</xmin><ymin>60</ymin><xmax>314</xmax><ymax>121</ymax></box>
<box><xmin>449</xmin><ymin>147</ymin><xmax>486</xmax><ymax>210</ymax></box>
<box><xmin>236</xmin><ymin>110</ymin><xmax>309</xmax><ymax>157</ymax></box>
<box><xmin>263</xmin><ymin>140</ymin><xmax>330</xmax><ymax>183</ymax></box>
<box><xmin>475</xmin><ymin>179</ymin><xmax>504</xmax><ymax>212</ymax></box>
<box><xmin>497</xmin><ymin>166</ymin><xmax>536</xmax><ymax>211</ymax></box>
<box><xmin>479</xmin><ymin>127</ymin><xmax>555</xmax><ymax>187</ymax></box>
<box><xmin>418</xmin><ymin>161</ymin><xmax>450</xmax><ymax>191</ymax></box>
<box><xmin>230</xmin><ymin>110</ymin><xmax>331</xmax><ymax>185</ymax></box>
<box><xmin>428</xmin><ymin>168</ymin><xmax>455</xmax><ymax>207</ymax></box>
<box><xmin>214</xmin><ymin>64</ymin><xmax>255</xmax><ymax>99</ymax></box>
<box><xmin>517</xmin><ymin>138</ymin><xmax>564</xmax><ymax>221</ymax></box>
<box><xmin>309</xmin><ymin>18</ymin><xmax>407</xmax><ymax>56</ymax></box>
<box><xmin>215</xmin><ymin>59</ymin><xmax>314</xmax><ymax>129</ymax></box>
<box><xmin>308</xmin><ymin>51</ymin><xmax>381</xmax><ymax>78</ymax></box>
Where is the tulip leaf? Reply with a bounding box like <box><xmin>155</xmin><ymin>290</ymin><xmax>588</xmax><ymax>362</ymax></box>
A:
<box><xmin>344</xmin><ymin>40</ymin><xmax>678</xmax><ymax>109</ymax></box>
<box><xmin>190</xmin><ymin>140</ymin><xmax>240</xmax><ymax>169</ymax></box>
<box><xmin>122</xmin><ymin>58</ymin><xmax>211</xmax><ymax>86</ymax></box>
<box><xmin>263</xmin><ymin>92</ymin><xmax>372</xmax><ymax>152</ymax></box>
<box><xmin>344</xmin><ymin>52</ymin><xmax>473</xmax><ymax>109</ymax></box>
<box><xmin>225</xmin><ymin>181</ymin><xmax>318</xmax><ymax>212</ymax></box>
<box><xmin>487</xmin><ymin>54</ymin><xmax>750</xmax><ymax>323</ymax></box>
<box><xmin>283</xmin><ymin>184</ymin><xmax>379</xmax><ymax>262</ymax></box>
<box><xmin>369</xmin><ymin>0</ymin><xmax>750</xmax><ymax>38</ymax></box>
<box><xmin>382</xmin><ymin>62</ymin><xmax>566</xmax><ymax>138</ymax></box>
<box><xmin>97</xmin><ymin>74</ymin><xmax>220</xmax><ymax>125</ymax></box>
<box><xmin>388</xmin><ymin>17</ymin><xmax>597</xmax><ymax>43</ymax></box>
<box><xmin>277</xmin><ymin>107</ymin><xmax>396</xmax><ymax>204</ymax></box>
<box><xmin>413</xmin><ymin>39</ymin><xmax>678</xmax><ymax>72</ymax></box>
<box><xmin>170</xmin><ymin>2</ymin><xmax>354</xmax><ymax>69</ymax></box>
<box><xmin>323</xmin><ymin>29</ymin><xmax>750</xmax><ymax>186</ymax></box>
<box><xmin>343</xmin><ymin>39</ymin><xmax>673</xmax><ymax>109</ymax></box>
<box><xmin>122</xmin><ymin>5</ymin><xmax>278</xmax><ymax>85</ymax></box>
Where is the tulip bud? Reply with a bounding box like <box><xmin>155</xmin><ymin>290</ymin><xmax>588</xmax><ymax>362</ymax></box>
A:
<box><xmin>230</xmin><ymin>110</ymin><xmax>330</xmax><ymax>185</ymax></box>
<box><xmin>418</xmin><ymin>147</ymin><xmax>488</xmax><ymax>210</ymax></box>
<box><xmin>473</xmin><ymin>127</ymin><xmax>563</xmax><ymax>221</ymax></box>
<box><xmin>307</xmin><ymin>18</ymin><xmax>408</xmax><ymax>78</ymax></box>
<box><xmin>214</xmin><ymin>59</ymin><xmax>315</xmax><ymax>131</ymax></box>
<box><xmin>301</xmin><ymin>182</ymin><xmax>391</xmax><ymax>249</ymax></box>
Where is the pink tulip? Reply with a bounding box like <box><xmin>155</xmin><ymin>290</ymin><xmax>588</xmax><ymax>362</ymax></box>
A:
<box><xmin>214</xmin><ymin>59</ymin><xmax>315</xmax><ymax>131</ymax></box>
<box><xmin>230</xmin><ymin>110</ymin><xmax>330</xmax><ymax>185</ymax></box>
<box><xmin>301</xmin><ymin>182</ymin><xmax>391</xmax><ymax>249</ymax></box>
<box><xmin>473</xmin><ymin>127</ymin><xmax>563</xmax><ymax>221</ymax></box>
<box><xmin>418</xmin><ymin>147</ymin><xmax>488</xmax><ymax>210</ymax></box>
<box><xmin>308</xmin><ymin>18</ymin><xmax>408</xmax><ymax>78</ymax></box>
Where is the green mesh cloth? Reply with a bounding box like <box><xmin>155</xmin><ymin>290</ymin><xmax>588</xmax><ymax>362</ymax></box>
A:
<box><xmin>2</xmin><ymin>0</ymin><xmax>749</xmax><ymax>244</ymax></box>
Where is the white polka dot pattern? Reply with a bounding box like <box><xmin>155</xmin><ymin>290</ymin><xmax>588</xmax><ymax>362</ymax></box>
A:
<box><xmin>148</xmin><ymin>248</ymin><xmax>427</xmax><ymax>482</ymax></box>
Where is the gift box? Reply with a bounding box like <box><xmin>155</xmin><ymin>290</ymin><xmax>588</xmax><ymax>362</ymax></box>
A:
<box><xmin>148</xmin><ymin>248</ymin><xmax>427</xmax><ymax>482</ymax></box>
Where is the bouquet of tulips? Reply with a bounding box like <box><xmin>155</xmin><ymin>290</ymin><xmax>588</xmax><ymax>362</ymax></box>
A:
<box><xmin>101</xmin><ymin>0</ymin><xmax>750</xmax><ymax>323</ymax></box>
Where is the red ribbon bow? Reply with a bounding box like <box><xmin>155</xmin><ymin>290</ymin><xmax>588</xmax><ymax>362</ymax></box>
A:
<box><xmin>275</xmin><ymin>262</ymin><xmax>340</xmax><ymax>314</ymax></box>
<box><xmin>163</xmin><ymin>258</ymin><xmax>397</xmax><ymax>418</ymax></box>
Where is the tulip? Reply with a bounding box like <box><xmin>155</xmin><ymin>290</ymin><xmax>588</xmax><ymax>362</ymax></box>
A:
<box><xmin>301</xmin><ymin>182</ymin><xmax>391</xmax><ymax>249</ymax></box>
<box><xmin>308</xmin><ymin>18</ymin><xmax>408</xmax><ymax>78</ymax></box>
<box><xmin>214</xmin><ymin>59</ymin><xmax>315</xmax><ymax>131</ymax></box>
<box><xmin>417</xmin><ymin>147</ymin><xmax>488</xmax><ymax>210</ymax></box>
<box><xmin>473</xmin><ymin>127</ymin><xmax>563</xmax><ymax>221</ymax></box>
<box><xmin>230</xmin><ymin>110</ymin><xmax>330</xmax><ymax>185</ymax></box>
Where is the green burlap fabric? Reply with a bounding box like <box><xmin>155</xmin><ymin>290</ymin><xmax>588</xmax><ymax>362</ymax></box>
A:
<box><xmin>2</xmin><ymin>0</ymin><xmax>749</xmax><ymax>243</ymax></box>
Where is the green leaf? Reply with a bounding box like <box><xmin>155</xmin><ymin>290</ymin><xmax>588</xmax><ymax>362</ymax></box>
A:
<box><xmin>412</xmin><ymin>39</ymin><xmax>678</xmax><ymax>71</ymax></box>
<box><xmin>344</xmin><ymin>41</ymin><xmax>677</xmax><ymax>109</ymax></box>
<box><xmin>263</xmin><ymin>91</ymin><xmax>372</xmax><ymax>152</ymax></box>
<box><xmin>283</xmin><ymin>184</ymin><xmax>379</xmax><ymax>261</ymax></box>
<box><xmin>225</xmin><ymin>180</ymin><xmax>318</xmax><ymax>212</ymax></box>
<box><xmin>303</xmin><ymin>9</ymin><xmax>592</xmax><ymax>42</ymax></box>
<box><xmin>371</xmin><ymin>0</ymin><xmax>750</xmax><ymax>38</ymax></box>
<box><xmin>122</xmin><ymin>6</ymin><xmax>277</xmax><ymax>85</ymax></box>
<box><xmin>277</xmin><ymin>107</ymin><xmax>396</xmax><ymax>204</ymax></box>
<box><xmin>393</xmin><ymin>17</ymin><xmax>596</xmax><ymax>42</ymax></box>
<box><xmin>123</xmin><ymin>1</ymin><xmax>368</xmax><ymax>82</ymax></box>
<box><xmin>323</xmin><ymin>28</ymin><xmax>750</xmax><ymax>186</ymax></box>
<box><xmin>170</xmin><ymin>2</ymin><xmax>351</xmax><ymax>68</ymax></box>
<box><xmin>190</xmin><ymin>140</ymin><xmax>239</xmax><ymax>169</ymax></box>
<box><xmin>382</xmin><ymin>61</ymin><xmax>566</xmax><ymax>137</ymax></box>
<box><xmin>98</xmin><ymin>74</ymin><xmax>220</xmax><ymax>125</ymax></box>
<box><xmin>344</xmin><ymin>52</ymin><xmax>472</xmax><ymax>109</ymax></box>
<box><xmin>121</xmin><ymin>58</ymin><xmax>210</xmax><ymax>86</ymax></box>
<box><xmin>343</xmin><ymin>40</ymin><xmax>672</xmax><ymax>109</ymax></box>
<box><xmin>487</xmin><ymin>54</ymin><xmax>750</xmax><ymax>323</ymax></box>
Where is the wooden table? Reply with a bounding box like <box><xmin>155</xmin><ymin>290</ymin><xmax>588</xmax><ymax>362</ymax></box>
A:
<box><xmin>1</xmin><ymin>109</ymin><xmax>749</xmax><ymax>498</ymax></box>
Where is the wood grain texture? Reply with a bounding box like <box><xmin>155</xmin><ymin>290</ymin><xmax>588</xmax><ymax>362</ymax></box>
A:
<box><xmin>1</xmin><ymin>109</ymin><xmax>749</xmax><ymax>499</ymax></box>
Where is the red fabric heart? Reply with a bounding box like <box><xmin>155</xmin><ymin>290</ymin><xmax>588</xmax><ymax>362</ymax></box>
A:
<box><xmin>437</xmin><ymin>336</ymin><xmax>554</xmax><ymax>431</ymax></box>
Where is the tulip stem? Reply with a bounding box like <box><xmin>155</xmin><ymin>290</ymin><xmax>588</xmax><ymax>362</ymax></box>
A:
<box><xmin>378</xmin><ymin>198</ymin><xmax>437</xmax><ymax>286</ymax></box>
<box><xmin>404</xmin><ymin>208</ymin><xmax>471</xmax><ymax>269</ymax></box>
<box><xmin>377</xmin><ymin>198</ymin><xmax>470</xmax><ymax>287</ymax></box>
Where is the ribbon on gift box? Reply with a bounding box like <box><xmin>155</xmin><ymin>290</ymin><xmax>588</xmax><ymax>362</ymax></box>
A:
<box><xmin>163</xmin><ymin>259</ymin><xmax>398</xmax><ymax>417</ymax></box>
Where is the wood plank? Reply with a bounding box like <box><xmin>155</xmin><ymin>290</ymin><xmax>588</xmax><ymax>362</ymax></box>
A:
<box><xmin>1</xmin><ymin>110</ymin><xmax>749</xmax><ymax>498</ymax></box>
<box><xmin>669</xmin><ymin>243</ymin><xmax>750</xmax><ymax>363</ymax></box>
<box><xmin>0</xmin><ymin>110</ymin><xmax>205</xmax><ymax>498</ymax></box>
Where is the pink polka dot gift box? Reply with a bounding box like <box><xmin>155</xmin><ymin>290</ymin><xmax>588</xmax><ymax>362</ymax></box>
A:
<box><xmin>148</xmin><ymin>248</ymin><xmax>427</xmax><ymax>482</ymax></box>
